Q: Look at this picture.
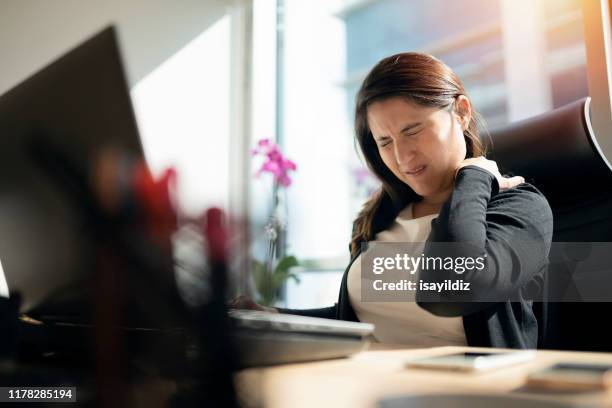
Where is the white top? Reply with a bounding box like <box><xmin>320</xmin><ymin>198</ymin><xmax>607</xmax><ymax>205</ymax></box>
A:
<box><xmin>347</xmin><ymin>203</ymin><xmax>467</xmax><ymax>346</ymax></box>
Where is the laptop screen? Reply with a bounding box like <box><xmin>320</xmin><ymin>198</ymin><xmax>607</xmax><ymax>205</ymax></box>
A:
<box><xmin>0</xmin><ymin>26</ymin><xmax>144</xmax><ymax>312</ymax></box>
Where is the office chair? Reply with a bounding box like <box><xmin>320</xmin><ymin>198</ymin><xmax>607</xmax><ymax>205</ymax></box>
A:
<box><xmin>487</xmin><ymin>97</ymin><xmax>612</xmax><ymax>351</ymax></box>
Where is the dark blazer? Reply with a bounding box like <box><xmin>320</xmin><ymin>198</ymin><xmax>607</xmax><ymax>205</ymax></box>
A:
<box><xmin>280</xmin><ymin>165</ymin><xmax>554</xmax><ymax>349</ymax></box>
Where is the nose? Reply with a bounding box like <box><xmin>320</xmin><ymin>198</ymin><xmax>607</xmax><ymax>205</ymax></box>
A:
<box><xmin>392</xmin><ymin>138</ymin><xmax>417</xmax><ymax>170</ymax></box>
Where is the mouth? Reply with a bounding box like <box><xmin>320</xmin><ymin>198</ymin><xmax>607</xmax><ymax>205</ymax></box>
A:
<box><xmin>404</xmin><ymin>165</ymin><xmax>427</xmax><ymax>177</ymax></box>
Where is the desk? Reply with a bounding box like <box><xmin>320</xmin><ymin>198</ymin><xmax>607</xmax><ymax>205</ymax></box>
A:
<box><xmin>235</xmin><ymin>345</ymin><xmax>612</xmax><ymax>408</ymax></box>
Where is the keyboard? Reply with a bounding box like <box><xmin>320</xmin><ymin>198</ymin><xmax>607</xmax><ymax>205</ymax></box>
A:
<box><xmin>228</xmin><ymin>309</ymin><xmax>374</xmax><ymax>367</ymax></box>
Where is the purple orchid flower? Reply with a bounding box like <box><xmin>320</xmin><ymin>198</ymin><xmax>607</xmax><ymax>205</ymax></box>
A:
<box><xmin>252</xmin><ymin>138</ymin><xmax>297</xmax><ymax>188</ymax></box>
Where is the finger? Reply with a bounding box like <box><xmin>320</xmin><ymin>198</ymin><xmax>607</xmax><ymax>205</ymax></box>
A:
<box><xmin>499</xmin><ymin>176</ymin><xmax>525</xmax><ymax>190</ymax></box>
<box><xmin>501</xmin><ymin>176</ymin><xmax>525</xmax><ymax>189</ymax></box>
<box><xmin>510</xmin><ymin>175</ymin><xmax>525</xmax><ymax>185</ymax></box>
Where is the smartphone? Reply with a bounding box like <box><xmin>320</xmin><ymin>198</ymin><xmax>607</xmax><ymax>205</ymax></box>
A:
<box><xmin>405</xmin><ymin>351</ymin><xmax>536</xmax><ymax>372</ymax></box>
<box><xmin>526</xmin><ymin>362</ymin><xmax>612</xmax><ymax>391</ymax></box>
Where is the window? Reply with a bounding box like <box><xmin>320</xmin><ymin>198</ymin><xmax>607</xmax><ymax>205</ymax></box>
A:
<box><xmin>542</xmin><ymin>0</ymin><xmax>588</xmax><ymax>107</ymax></box>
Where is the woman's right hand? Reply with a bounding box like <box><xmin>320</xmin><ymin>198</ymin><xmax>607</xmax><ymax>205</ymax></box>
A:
<box><xmin>229</xmin><ymin>295</ymin><xmax>279</xmax><ymax>313</ymax></box>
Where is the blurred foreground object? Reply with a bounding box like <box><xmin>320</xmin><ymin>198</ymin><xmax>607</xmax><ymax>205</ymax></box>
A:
<box><xmin>0</xmin><ymin>25</ymin><xmax>239</xmax><ymax>406</ymax></box>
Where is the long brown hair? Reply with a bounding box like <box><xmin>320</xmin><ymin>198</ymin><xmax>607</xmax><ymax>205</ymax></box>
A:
<box><xmin>350</xmin><ymin>52</ymin><xmax>487</xmax><ymax>257</ymax></box>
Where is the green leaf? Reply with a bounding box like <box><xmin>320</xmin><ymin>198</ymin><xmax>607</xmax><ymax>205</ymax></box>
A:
<box><xmin>274</xmin><ymin>255</ymin><xmax>299</xmax><ymax>274</ymax></box>
<box><xmin>251</xmin><ymin>259</ymin><xmax>271</xmax><ymax>298</ymax></box>
<box><xmin>250</xmin><ymin>255</ymin><xmax>302</xmax><ymax>306</ymax></box>
<box><xmin>271</xmin><ymin>272</ymin><xmax>286</xmax><ymax>290</ymax></box>
<box><xmin>287</xmin><ymin>272</ymin><xmax>301</xmax><ymax>284</ymax></box>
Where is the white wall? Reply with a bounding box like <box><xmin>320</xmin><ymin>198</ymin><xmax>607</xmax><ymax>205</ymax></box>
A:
<box><xmin>0</xmin><ymin>0</ymin><xmax>230</xmax><ymax>95</ymax></box>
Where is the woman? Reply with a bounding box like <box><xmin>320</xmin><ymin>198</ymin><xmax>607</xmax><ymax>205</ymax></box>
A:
<box><xmin>233</xmin><ymin>52</ymin><xmax>553</xmax><ymax>349</ymax></box>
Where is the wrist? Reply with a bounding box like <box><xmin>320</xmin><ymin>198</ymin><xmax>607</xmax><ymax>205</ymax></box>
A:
<box><xmin>454</xmin><ymin>165</ymin><xmax>499</xmax><ymax>196</ymax></box>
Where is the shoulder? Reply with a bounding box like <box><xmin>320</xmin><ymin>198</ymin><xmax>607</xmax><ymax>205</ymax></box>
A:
<box><xmin>459</xmin><ymin>165</ymin><xmax>553</xmax><ymax>222</ymax></box>
<box><xmin>491</xmin><ymin>182</ymin><xmax>550</xmax><ymax>210</ymax></box>
<box><xmin>489</xmin><ymin>182</ymin><xmax>553</xmax><ymax>235</ymax></box>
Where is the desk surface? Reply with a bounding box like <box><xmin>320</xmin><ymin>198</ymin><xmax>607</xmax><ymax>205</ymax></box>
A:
<box><xmin>235</xmin><ymin>344</ymin><xmax>612</xmax><ymax>408</ymax></box>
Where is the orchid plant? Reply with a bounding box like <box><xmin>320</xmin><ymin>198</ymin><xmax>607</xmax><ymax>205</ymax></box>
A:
<box><xmin>250</xmin><ymin>138</ymin><xmax>300</xmax><ymax>306</ymax></box>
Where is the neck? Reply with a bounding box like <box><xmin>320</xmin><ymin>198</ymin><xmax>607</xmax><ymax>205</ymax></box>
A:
<box><xmin>412</xmin><ymin>201</ymin><xmax>441</xmax><ymax>218</ymax></box>
<box><xmin>413</xmin><ymin>187</ymin><xmax>453</xmax><ymax>217</ymax></box>
<box><xmin>422</xmin><ymin>187</ymin><xmax>452</xmax><ymax>207</ymax></box>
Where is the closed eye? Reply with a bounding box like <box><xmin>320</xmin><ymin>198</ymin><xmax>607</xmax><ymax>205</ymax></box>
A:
<box><xmin>403</xmin><ymin>128</ymin><xmax>422</xmax><ymax>137</ymax></box>
<box><xmin>376</xmin><ymin>126</ymin><xmax>422</xmax><ymax>147</ymax></box>
<box><xmin>376</xmin><ymin>138</ymin><xmax>392</xmax><ymax>148</ymax></box>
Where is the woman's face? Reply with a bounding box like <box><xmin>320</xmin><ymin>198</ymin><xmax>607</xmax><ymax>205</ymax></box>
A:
<box><xmin>367</xmin><ymin>96</ymin><xmax>470</xmax><ymax>202</ymax></box>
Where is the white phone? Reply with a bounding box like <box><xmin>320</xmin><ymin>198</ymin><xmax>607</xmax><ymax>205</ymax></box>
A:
<box><xmin>526</xmin><ymin>362</ymin><xmax>612</xmax><ymax>390</ymax></box>
<box><xmin>405</xmin><ymin>351</ymin><xmax>536</xmax><ymax>372</ymax></box>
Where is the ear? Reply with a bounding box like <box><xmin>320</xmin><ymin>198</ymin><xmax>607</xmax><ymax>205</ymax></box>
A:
<box><xmin>454</xmin><ymin>95</ymin><xmax>472</xmax><ymax>131</ymax></box>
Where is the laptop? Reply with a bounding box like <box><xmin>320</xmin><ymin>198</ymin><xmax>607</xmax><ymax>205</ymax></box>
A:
<box><xmin>0</xmin><ymin>26</ymin><xmax>144</xmax><ymax>314</ymax></box>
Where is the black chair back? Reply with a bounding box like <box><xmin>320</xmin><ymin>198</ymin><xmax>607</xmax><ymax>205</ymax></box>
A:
<box><xmin>488</xmin><ymin>97</ymin><xmax>612</xmax><ymax>351</ymax></box>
